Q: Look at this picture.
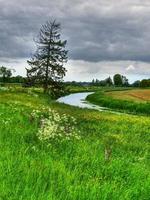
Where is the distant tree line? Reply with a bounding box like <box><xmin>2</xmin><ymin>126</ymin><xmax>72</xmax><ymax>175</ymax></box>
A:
<box><xmin>1</xmin><ymin>66</ymin><xmax>150</xmax><ymax>88</ymax></box>
<box><xmin>91</xmin><ymin>74</ymin><xmax>129</xmax><ymax>87</ymax></box>
<box><xmin>0</xmin><ymin>66</ymin><xmax>26</xmax><ymax>84</ymax></box>
<box><xmin>91</xmin><ymin>74</ymin><xmax>150</xmax><ymax>88</ymax></box>
<box><xmin>0</xmin><ymin>66</ymin><xmax>24</xmax><ymax>83</ymax></box>
<box><xmin>0</xmin><ymin>75</ymin><xmax>25</xmax><ymax>84</ymax></box>
<box><xmin>138</xmin><ymin>79</ymin><xmax>150</xmax><ymax>87</ymax></box>
<box><xmin>92</xmin><ymin>77</ymin><xmax>113</xmax><ymax>86</ymax></box>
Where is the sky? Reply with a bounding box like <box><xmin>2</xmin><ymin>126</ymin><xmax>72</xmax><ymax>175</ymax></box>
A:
<box><xmin>1</xmin><ymin>0</ymin><xmax>150</xmax><ymax>83</ymax></box>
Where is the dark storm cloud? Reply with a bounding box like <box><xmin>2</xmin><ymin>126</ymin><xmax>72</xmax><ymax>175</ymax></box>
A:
<box><xmin>1</xmin><ymin>0</ymin><xmax>150</xmax><ymax>62</ymax></box>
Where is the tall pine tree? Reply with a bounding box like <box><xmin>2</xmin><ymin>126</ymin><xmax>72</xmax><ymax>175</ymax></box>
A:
<box><xmin>27</xmin><ymin>20</ymin><xmax>68</xmax><ymax>95</ymax></box>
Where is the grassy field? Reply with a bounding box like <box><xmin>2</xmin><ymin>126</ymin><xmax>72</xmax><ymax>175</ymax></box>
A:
<box><xmin>87</xmin><ymin>89</ymin><xmax>150</xmax><ymax>115</ymax></box>
<box><xmin>107</xmin><ymin>89</ymin><xmax>150</xmax><ymax>102</ymax></box>
<box><xmin>1</xmin><ymin>87</ymin><xmax>150</xmax><ymax>199</ymax></box>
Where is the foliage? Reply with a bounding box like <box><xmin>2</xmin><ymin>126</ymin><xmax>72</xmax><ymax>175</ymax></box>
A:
<box><xmin>27</xmin><ymin>20</ymin><xmax>68</xmax><ymax>95</ymax></box>
<box><xmin>10</xmin><ymin>75</ymin><xmax>25</xmax><ymax>83</ymax></box>
<box><xmin>140</xmin><ymin>79</ymin><xmax>150</xmax><ymax>87</ymax></box>
<box><xmin>122</xmin><ymin>75</ymin><xmax>129</xmax><ymax>86</ymax></box>
<box><xmin>113</xmin><ymin>74</ymin><xmax>123</xmax><ymax>86</ymax></box>
<box><xmin>132</xmin><ymin>80</ymin><xmax>141</xmax><ymax>87</ymax></box>
<box><xmin>112</xmin><ymin>74</ymin><xmax>129</xmax><ymax>86</ymax></box>
<box><xmin>0</xmin><ymin>66</ymin><xmax>13</xmax><ymax>83</ymax></box>
<box><xmin>105</xmin><ymin>76</ymin><xmax>113</xmax><ymax>86</ymax></box>
<box><xmin>92</xmin><ymin>77</ymin><xmax>113</xmax><ymax>86</ymax></box>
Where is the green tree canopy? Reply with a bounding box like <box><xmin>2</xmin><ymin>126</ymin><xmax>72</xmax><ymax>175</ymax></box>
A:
<box><xmin>0</xmin><ymin>66</ymin><xmax>12</xmax><ymax>83</ymax></box>
<box><xmin>113</xmin><ymin>74</ymin><xmax>123</xmax><ymax>86</ymax></box>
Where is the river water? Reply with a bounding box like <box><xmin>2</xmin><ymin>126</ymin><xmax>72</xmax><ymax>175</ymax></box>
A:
<box><xmin>57</xmin><ymin>92</ymin><xmax>109</xmax><ymax>111</ymax></box>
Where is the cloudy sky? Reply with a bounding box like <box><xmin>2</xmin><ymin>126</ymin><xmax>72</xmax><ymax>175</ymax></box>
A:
<box><xmin>1</xmin><ymin>0</ymin><xmax>150</xmax><ymax>82</ymax></box>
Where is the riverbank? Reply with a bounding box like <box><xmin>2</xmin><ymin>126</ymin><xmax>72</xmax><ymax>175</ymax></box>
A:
<box><xmin>57</xmin><ymin>92</ymin><xmax>110</xmax><ymax>111</ymax></box>
<box><xmin>1</xmin><ymin>87</ymin><xmax>150</xmax><ymax>199</ymax></box>
<box><xmin>86</xmin><ymin>90</ymin><xmax>150</xmax><ymax>115</ymax></box>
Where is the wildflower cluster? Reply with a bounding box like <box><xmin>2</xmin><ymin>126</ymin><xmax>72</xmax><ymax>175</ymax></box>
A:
<box><xmin>30</xmin><ymin>109</ymin><xmax>42</xmax><ymax>120</ymax></box>
<box><xmin>0</xmin><ymin>87</ymin><xmax>9</xmax><ymax>91</ymax></box>
<box><xmin>36</xmin><ymin>108</ymin><xmax>81</xmax><ymax>142</ymax></box>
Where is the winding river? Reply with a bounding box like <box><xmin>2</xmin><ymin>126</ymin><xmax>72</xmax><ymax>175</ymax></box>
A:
<box><xmin>57</xmin><ymin>92</ymin><xmax>110</xmax><ymax>111</ymax></box>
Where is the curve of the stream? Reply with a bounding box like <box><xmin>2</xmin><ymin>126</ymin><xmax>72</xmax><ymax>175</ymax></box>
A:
<box><xmin>57</xmin><ymin>92</ymin><xmax>110</xmax><ymax>112</ymax></box>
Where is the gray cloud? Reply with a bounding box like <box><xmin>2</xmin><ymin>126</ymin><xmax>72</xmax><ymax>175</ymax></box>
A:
<box><xmin>65</xmin><ymin>59</ymin><xmax>150</xmax><ymax>82</ymax></box>
<box><xmin>1</xmin><ymin>0</ymin><xmax>150</xmax><ymax>80</ymax></box>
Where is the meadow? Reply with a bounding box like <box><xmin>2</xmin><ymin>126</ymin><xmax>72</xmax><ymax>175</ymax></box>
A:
<box><xmin>87</xmin><ymin>89</ymin><xmax>150</xmax><ymax>115</ymax></box>
<box><xmin>0</xmin><ymin>86</ymin><xmax>150</xmax><ymax>200</ymax></box>
<box><xmin>107</xmin><ymin>89</ymin><xmax>150</xmax><ymax>102</ymax></box>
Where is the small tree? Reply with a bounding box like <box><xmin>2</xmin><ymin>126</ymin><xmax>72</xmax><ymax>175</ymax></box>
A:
<box><xmin>0</xmin><ymin>66</ymin><xmax>12</xmax><ymax>83</ymax></box>
<box><xmin>92</xmin><ymin>79</ymin><xmax>95</xmax><ymax>85</ymax></box>
<box><xmin>113</xmin><ymin>74</ymin><xmax>123</xmax><ymax>86</ymax></box>
<box><xmin>122</xmin><ymin>75</ymin><xmax>129</xmax><ymax>86</ymax></box>
<box><xmin>105</xmin><ymin>76</ymin><xmax>113</xmax><ymax>86</ymax></box>
<box><xmin>132</xmin><ymin>80</ymin><xmax>141</xmax><ymax>87</ymax></box>
<box><xmin>27</xmin><ymin>20</ymin><xmax>68</xmax><ymax>95</ymax></box>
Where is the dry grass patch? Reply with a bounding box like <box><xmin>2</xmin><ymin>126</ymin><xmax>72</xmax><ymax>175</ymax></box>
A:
<box><xmin>106</xmin><ymin>89</ymin><xmax>150</xmax><ymax>102</ymax></box>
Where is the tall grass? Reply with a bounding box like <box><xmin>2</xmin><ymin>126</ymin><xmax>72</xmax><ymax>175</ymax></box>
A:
<box><xmin>0</xmin><ymin>88</ymin><xmax>150</xmax><ymax>199</ymax></box>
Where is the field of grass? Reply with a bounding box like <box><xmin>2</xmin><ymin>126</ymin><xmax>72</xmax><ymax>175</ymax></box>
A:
<box><xmin>107</xmin><ymin>89</ymin><xmax>150</xmax><ymax>102</ymax></box>
<box><xmin>66</xmin><ymin>85</ymin><xmax>104</xmax><ymax>93</ymax></box>
<box><xmin>87</xmin><ymin>89</ymin><xmax>150</xmax><ymax>115</ymax></box>
<box><xmin>1</xmin><ymin>87</ymin><xmax>150</xmax><ymax>199</ymax></box>
<box><xmin>67</xmin><ymin>85</ymin><xmax>131</xmax><ymax>93</ymax></box>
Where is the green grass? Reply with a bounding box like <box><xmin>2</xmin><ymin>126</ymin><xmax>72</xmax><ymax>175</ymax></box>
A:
<box><xmin>67</xmin><ymin>85</ymin><xmax>131</xmax><ymax>93</ymax></box>
<box><xmin>66</xmin><ymin>85</ymin><xmax>103</xmax><ymax>93</ymax></box>
<box><xmin>86</xmin><ymin>90</ymin><xmax>150</xmax><ymax>115</ymax></box>
<box><xmin>1</xmin><ymin>88</ymin><xmax>150</xmax><ymax>199</ymax></box>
